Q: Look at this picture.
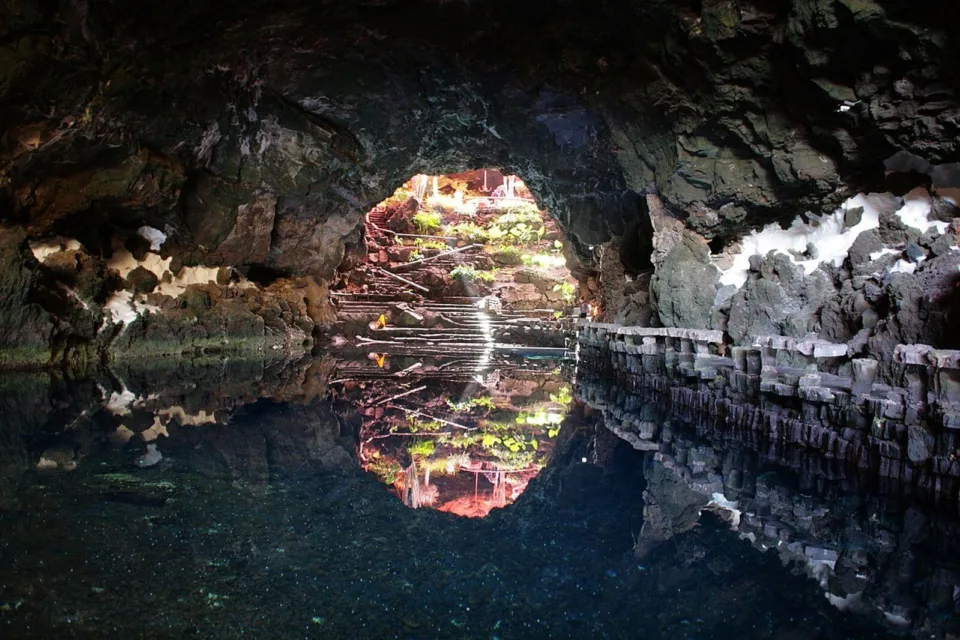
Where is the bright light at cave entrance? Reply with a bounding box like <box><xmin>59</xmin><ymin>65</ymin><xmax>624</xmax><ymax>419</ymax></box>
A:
<box><xmin>335</xmin><ymin>168</ymin><xmax>580</xmax><ymax>518</ymax></box>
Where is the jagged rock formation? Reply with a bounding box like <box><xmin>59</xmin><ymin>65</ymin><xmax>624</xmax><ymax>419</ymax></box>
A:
<box><xmin>1</xmin><ymin>0</ymin><xmax>957</xmax><ymax>366</ymax></box>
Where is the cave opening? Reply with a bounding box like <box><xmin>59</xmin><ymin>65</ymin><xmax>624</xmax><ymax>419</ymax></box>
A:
<box><xmin>328</xmin><ymin>168</ymin><xmax>580</xmax><ymax>516</ymax></box>
<box><xmin>336</xmin><ymin>168</ymin><xmax>578</xmax><ymax>306</ymax></box>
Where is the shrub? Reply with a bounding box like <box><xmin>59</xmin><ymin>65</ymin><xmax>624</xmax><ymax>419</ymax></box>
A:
<box><xmin>549</xmin><ymin>386</ymin><xmax>573</xmax><ymax>405</ymax></box>
<box><xmin>366</xmin><ymin>456</ymin><xmax>403</xmax><ymax>485</ymax></box>
<box><xmin>490</xmin><ymin>245</ymin><xmax>523</xmax><ymax>266</ymax></box>
<box><xmin>444</xmin><ymin>222</ymin><xmax>490</xmax><ymax>244</ymax></box>
<box><xmin>552</xmin><ymin>281</ymin><xmax>577</xmax><ymax>303</ymax></box>
<box><xmin>446</xmin><ymin>397</ymin><xmax>496</xmax><ymax>412</ymax></box>
<box><xmin>412</xmin><ymin>211</ymin><xmax>443</xmax><ymax>234</ymax></box>
<box><xmin>407</xmin><ymin>438</ymin><xmax>437</xmax><ymax>458</ymax></box>
<box><xmin>413</xmin><ymin>238</ymin><xmax>449</xmax><ymax>251</ymax></box>
<box><xmin>450</xmin><ymin>265</ymin><xmax>496</xmax><ymax>282</ymax></box>
<box><xmin>521</xmin><ymin>253</ymin><xmax>566</xmax><ymax>268</ymax></box>
<box><xmin>488</xmin><ymin>204</ymin><xmax>546</xmax><ymax>245</ymax></box>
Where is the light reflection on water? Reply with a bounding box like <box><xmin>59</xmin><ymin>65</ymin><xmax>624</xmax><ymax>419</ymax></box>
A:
<box><xmin>349</xmin><ymin>355</ymin><xmax>571</xmax><ymax>517</ymax></box>
<box><xmin>0</xmin><ymin>354</ymin><xmax>942</xmax><ymax>638</ymax></box>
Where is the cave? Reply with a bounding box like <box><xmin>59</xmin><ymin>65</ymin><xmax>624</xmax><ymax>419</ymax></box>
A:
<box><xmin>2</xmin><ymin>0</ymin><xmax>960</xmax><ymax>637</ymax></box>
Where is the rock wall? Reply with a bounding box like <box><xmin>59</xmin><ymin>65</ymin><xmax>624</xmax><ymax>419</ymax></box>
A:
<box><xmin>1</xmin><ymin>0</ymin><xmax>958</xmax><ymax>364</ymax></box>
<box><xmin>643</xmin><ymin>188</ymin><xmax>960</xmax><ymax>372</ymax></box>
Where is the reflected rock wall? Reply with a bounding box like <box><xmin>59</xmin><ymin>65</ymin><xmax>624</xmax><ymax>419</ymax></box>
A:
<box><xmin>577</xmin><ymin>340</ymin><xmax>960</xmax><ymax>635</ymax></box>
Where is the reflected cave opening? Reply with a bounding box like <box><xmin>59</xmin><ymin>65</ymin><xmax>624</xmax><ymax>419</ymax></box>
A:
<box><xmin>345</xmin><ymin>357</ymin><xmax>574</xmax><ymax>518</ymax></box>
<box><xmin>327</xmin><ymin>168</ymin><xmax>581</xmax><ymax>516</ymax></box>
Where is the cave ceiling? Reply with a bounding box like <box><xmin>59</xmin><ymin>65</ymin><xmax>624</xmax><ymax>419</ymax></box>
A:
<box><xmin>0</xmin><ymin>0</ymin><xmax>957</xmax><ymax>275</ymax></box>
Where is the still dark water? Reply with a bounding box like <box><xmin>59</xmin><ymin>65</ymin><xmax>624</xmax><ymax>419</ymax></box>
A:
<box><xmin>0</xmin><ymin>354</ymin><xmax>953</xmax><ymax>639</ymax></box>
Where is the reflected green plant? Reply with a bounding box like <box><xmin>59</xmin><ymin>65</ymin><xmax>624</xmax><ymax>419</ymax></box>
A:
<box><xmin>366</xmin><ymin>456</ymin><xmax>403</xmax><ymax>485</ymax></box>
<box><xmin>549</xmin><ymin>386</ymin><xmax>572</xmax><ymax>406</ymax></box>
<box><xmin>515</xmin><ymin>410</ymin><xmax>564</xmax><ymax>426</ymax></box>
<box><xmin>407</xmin><ymin>439</ymin><xmax>436</xmax><ymax>457</ymax></box>
<box><xmin>446</xmin><ymin>396</ymin><xmax>496</xmax><ymax>412</ymax></box>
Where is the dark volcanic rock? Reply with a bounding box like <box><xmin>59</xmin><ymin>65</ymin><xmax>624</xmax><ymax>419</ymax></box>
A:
<box><xmin>650</xmin><ymin>232</ymin><xmax>718</xmax><ymax>329</ymax></box>
<box><xmin>0</xmin><ymin>228</ymin><xmax>54</xmax><ymax>366</ymax></box>
<box><xmin>127</xmin><ymin>266</ymin><xmax>159</xmax><ymax>294</ymax></box>
<box><xmin>866</xmin><ymin>252</ymin><xmax>960</xmax><ymax>365</ymax></box>
<box><xmin>727</xmin><ymin>253</ymin><xmax>836</xmax><ymax>342</ymax></box>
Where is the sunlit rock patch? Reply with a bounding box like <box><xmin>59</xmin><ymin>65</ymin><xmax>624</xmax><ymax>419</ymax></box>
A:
<box><xmin>13</xmin><ymin>232</ymin><xmax>337</xmax><ymax>364</ymax></box>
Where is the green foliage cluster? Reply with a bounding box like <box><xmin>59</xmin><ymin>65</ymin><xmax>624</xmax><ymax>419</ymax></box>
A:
<box><xmin>490</xmin><ymin>245</ymin><xmax>523</xmax><ymax>266</ymax></box>
<box><xmin>450</xmin><ymin>265</ymin><xmax>496</xmax><ymax>282</ymax></box>
<box><xmin>549</xmin><ymin>386</ymin><xmax>573</xmax><ymax>405</ymax></box>
<box><xmin>412</xmin><ymin>211</ymin><xmax>443</xmax><ymax>234</ymax></box>
<box><xmin>444</xmin><ymin>222</ymin><xmax>490</xmax><ymax>244</ymax></box>
<box><xmin>480</xmin><ymin>432</ymin><xmax>538</xmax><ymax>453</ymax></box>
<box><xmin>366</xmin><ymin>456</ymin><xmax>403</xmax><ymax>485</ymax></box>
<box><xmin>552</xmin><ymin>281</ymin><xmax>577</xmax><ymax>303</ymax></box>
<box><xmin>407</xmin><ymin>438</ymin><xmax>437</xmax><ymax>457</ymax></box>
<box><xmin>446</xmin><ymin>396</ymin><xmax>496</xmax><ymax>413</ymax></box>
<box><xmin>488</xmin><ymin>204</ymin><xmax>546</xmax><ymax>245</ymax></box>
<box><xmin>381</xmin><ymin>186</ymin><xmax>412</xmax><ymax>208</ymax></box>
<box><xmin>412</xmin><ymin>238</ymin><xmax>450</xmax><ymax>251</ymax></box>
<box><xmin>522</xmin><ymin>253</ymin><xmax>566</xmax><ymax>269</ymax></box>
<box><xmin>409</xmin><ymin>250</ymin><xmax>423</xmax><ymax>262</ymax></box>
<box><xmin>437</xmin><ymin>432</ymin><xmax>481</xmax><ymax>449</ymax></box>
<box><xmin>399</xmin><ymin>417</ymin><xmax>444</xmax><ymax>433</ymax></box>
<box><xmin>516</xmin><ymin>410</ymin><xmax>564</xmax><ymax>428</ymax></box>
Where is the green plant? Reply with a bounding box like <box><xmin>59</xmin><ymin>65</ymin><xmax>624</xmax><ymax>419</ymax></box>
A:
<box><xmin>515</xmin><ymin>410</ymin><xmax>564</xmax><ymax>426</ymax></box>
<box><xmin>437</xmin><ymin>432</ymin><xmax>481</xmax><ymax>449</ymax></box>
<box><xmin>402</xmin><ymin>416</ymin><xmax>444</xmax><ymax>433</ymax></box>
<box><xmin>500</xmin><ymin>202</ymin><xmax>542</xmax><ymax>219</ymax></box>
<box><xmin>549</xmin><ymin>386</ymin><xmax>573</xmax><ymax>406</ymax></box>
<box><xmin>365</xmin><ymin>456</ymin><xmax>403</xmax><ymax>485</ymax></box>
<box><xmin>446</xmin><ymin>396</ymin><xmax>496</xmax><ymax>412</ymax></box>
<box><xmin>552</xmin><ymin>281</ymin><xmax>577</xmax><ymax>303</ymax></box>
<box><xmin>444</xmin><ymin>222</ymin><xmax>490</xmax><ymax>244</ymax></box>
<box><xmin>521</xmin><ymin>253</ymin><xmax>566</xmax><ymax>269</ymax></box>
<box><xmin>488</xmin><ymin>245</ymin><xmax>524</xmax><ymax>266</ymax></box>
<box><xmin>381</xmin><ymin>186</ymin><xmax>413</xmax><ymax>208</ymax></box>
<box><xmin>450</xmin><ymin>265</ymin><xmax>496</xmax><ymax>283</ymax></box>
<box><xmin>488</xmin><ymin>204</ymin><xmax>546</xmax><ymax>246</ymax></box>
<box><xmin>408</xmin><ymin>250</ymin><xmax>423</xmax><ymax>262</ymax></box>
<box><xmin>413</xmin><ymin>238</ymin><xmax>449</xmax><ymax>251</ymax></box>
<box><xmin>412</xmin><ymin>211</ymin><xmax>443</xmax><ymax>234</ymax></box>
<box><xmin>407</xmin><ymin>438</ymin><xmax>437</xmax><ymax>458</ymax></box>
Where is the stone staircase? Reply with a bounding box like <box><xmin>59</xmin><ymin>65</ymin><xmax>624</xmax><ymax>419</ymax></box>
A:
<box><xmin>333</xmin><ymin>298</ymin><xmax>574</xmax><ymax>359</ymax></box>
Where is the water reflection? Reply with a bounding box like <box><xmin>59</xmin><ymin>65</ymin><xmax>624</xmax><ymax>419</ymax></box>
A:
<box><xmin>0</xmin><ymin>353</ymin><xmax>945</xmax><ymax>637</ymax></box>
<box><xmin>343</xmin><ymin>357</ymin><xmax>571</xmax><ymax>516</ymax></box>
<box><xmin>576</xmin><ymin>365</ymin><xmax>960</xmax><ymax>636</ymax></box>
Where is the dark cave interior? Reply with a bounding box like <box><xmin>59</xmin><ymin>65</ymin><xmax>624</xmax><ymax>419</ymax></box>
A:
<box><xmin>2</xmin><ymin>1</ymin><xmax>960</xmax><ymax>638</ymax></box>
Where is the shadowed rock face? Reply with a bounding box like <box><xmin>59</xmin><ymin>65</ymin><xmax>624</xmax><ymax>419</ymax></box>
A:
<box><xmin>4</xmin><ymin>0</ymin><xmax>957</xmax><ymax>245</ymax></box>
<box><xmin>1</xmin><ymin>0</ymin><xmax>958</xmax><ymax>363</ymax></box>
